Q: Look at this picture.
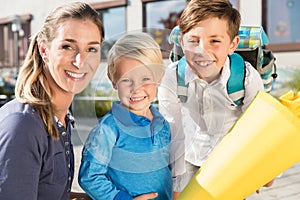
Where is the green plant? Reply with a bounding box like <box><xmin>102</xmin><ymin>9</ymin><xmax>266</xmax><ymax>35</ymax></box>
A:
<box><xmin>72</xmin><ymin>83</ymin><xmax>116</xmax><ymax>118</ymax></box>
<box><xmin>283</xmin><ymin>69</ymin><xmax>300</xmax><ymax>92</ymax></box>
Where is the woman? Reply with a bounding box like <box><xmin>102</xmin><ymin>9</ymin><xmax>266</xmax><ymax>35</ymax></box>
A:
<box><xmin>0</xmin><ymin>2</ymin><xmax>104</xmax><ymax>200</ymax></box>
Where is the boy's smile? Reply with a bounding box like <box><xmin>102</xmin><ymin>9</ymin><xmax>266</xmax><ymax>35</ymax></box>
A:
<box><xmin>194</xmin><ymin>60</ymin><xmax>215</xmax><ymax>67</ymax></box>
<box><xmin>114</xmin><ymin>57</ymin><xmax>161</xmax><ymax>119</ymax></box>
<box><xmin>180</xmin><ymin>17</ymin><xmax>239</xmax><ymax>82</ymax></box>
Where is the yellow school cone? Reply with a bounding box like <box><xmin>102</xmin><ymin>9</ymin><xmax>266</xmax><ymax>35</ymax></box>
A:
<box><xmin>279</xmin><ymin>90</ymin><xmax>300</xmax><ymax>118</ymax></box>
<box><xmin>178</xmin><ymin>91</ymin><xmax>300</xmax><ymax>200</ymax></box>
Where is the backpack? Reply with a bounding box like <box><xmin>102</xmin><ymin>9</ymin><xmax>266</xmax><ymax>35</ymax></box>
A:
<box><xmin>169</xmin><ymin>25</ymin><xmax>278</xmax><ymax>105</ymax></box>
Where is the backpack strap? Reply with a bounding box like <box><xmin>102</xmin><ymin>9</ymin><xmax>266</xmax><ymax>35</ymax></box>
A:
<box><xmin>176</xmin><ymin>54</ymin><xmax>246</xmax><ymax>105</ymax></box>
<box><xmin>228</xmin><ymin>53</ymin><xmax>246</xmax><ymax>106</ymax></box>
<box><xmin>176</xmin><ymin>56</ymin><xmax>189</xmax><ymax>103</ymax></box>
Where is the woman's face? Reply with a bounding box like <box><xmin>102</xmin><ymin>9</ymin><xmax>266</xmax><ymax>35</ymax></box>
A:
<box><xmin>42</xmin><ymin>19</ymin><xmax>102</xmax><ymax>95</ymax></box>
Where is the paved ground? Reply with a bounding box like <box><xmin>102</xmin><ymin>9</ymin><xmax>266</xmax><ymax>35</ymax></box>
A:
<box><xmin>247</xmin><ymin>162</ymin><xmax>300</xmax><ymax>200</ymax></box>
<box><xmin>71</xmin><ymin>117</ymin><xmax>300</xmax><ymax>199</ymax></box>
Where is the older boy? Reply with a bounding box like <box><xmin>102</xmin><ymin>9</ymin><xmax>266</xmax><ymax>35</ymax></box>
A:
<box><xmin>158</xmin><ymin>0</ymin><xmax>271</xmax><ymax>198</ymax></box>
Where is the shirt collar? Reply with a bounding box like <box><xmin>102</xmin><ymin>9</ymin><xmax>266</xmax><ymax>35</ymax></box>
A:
<box><xmin>111</xmin><ymin>102</ymin><xmax>157</xmax><ymax>126</ymax></box>
<box><xmin>54</xmin><ymin>110</ymin><xmax>75</xmax><ymax>128</ymax></box>
<box><xmin>111</xmin><ymin>102</ymin><xmax>167</xmax><ymax>141</ymax></box>
<box><xmin>219</xmin><ymin>56</ymin><xmax>231</xmax><ymax>86</ymax></box>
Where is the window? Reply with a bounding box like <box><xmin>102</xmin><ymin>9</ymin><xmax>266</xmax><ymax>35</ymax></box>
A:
<box><xmin>0</xmin><ymin>14</ymin><xmax>32</xmax><ymax>69</ymax></box>
<box><xmin>91</xmin><ymin>0</ymin><xmax>127</xmax><ymax>59</ymax></box>
<box><xmin>262</xmin><ymin>0</ymin><xmax>300</xmax><ymax>52</ymax></box>
<box><xmin>142</xmin><ymin>0</ymin><xmax>187</xmax><ymax>57</ymax></box>
<box><xmin>142</xmin><ymin>0</ymin><xmax>239</xmax><ymax>57</ymax></box>
<box><xmin>230</xmin><ymin>0</ymin><xmax>240</xmax><ymax>9</ymax></box>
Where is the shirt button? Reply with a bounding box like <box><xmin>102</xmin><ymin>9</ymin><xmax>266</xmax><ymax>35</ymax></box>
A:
<box><xmin>68</xmin><ymin>176</ymin><xmax>72</xmax><ymax>181</ymax></box>
<box><xmin>68</xmin><ymin>163</ymin><xmax>71</xmax><ymax>168</ymax></box>
<box><xmin>64</xmin><ymin>141</ymin><xmax>69</xmax><ymax>146</ymax></box>
<box><xmin>62</xmin><ymin>131</ymin><xmax>67</xmax><ymax>136</ymax></box>
<box><xmin>66</xmin><ymin>150</ymin><xmax>70</xmax><ymax>155</ymax></box>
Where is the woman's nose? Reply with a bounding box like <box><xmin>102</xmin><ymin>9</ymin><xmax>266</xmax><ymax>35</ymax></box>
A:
<box><xmin>72</xmin><ymin>53</ymin><xmax>81</xmax><ymax>68</ymax></box>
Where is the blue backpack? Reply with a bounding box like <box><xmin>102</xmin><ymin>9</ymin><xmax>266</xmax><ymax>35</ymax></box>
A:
<box><xmin>169</xmin><ymin>25</ymin><xmax>278</xmax><ymax>105</ymax></box>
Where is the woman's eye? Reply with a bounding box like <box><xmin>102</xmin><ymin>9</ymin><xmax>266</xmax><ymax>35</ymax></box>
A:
<box><xmin>88</xmin><ymin>47</ymin><xmax>99</xmax><ymax>53</ymax></box>
<box><xmin>62</xmin><ymin>45</ymin><xmax>73</xmax><ymax>50</ymax></box>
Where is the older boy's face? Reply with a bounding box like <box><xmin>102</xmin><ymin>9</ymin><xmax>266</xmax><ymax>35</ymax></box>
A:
<box><xmin>180</xmin><ymin>17</ymin><xmax>239</xmax><ymax>82</ymax></box>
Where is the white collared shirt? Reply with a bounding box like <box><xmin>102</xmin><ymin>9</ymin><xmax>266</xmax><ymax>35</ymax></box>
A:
<box><xmin>158</xmin><ymin>56</ymin><xmax>264</xmax><ymax>176</ymax></box>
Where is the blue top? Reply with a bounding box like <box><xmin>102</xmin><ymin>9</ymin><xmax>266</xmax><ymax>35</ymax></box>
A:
<box><xmin>79</xmin><ymin>102</ymin><xmax>172</xmax><ymax>200</ymax></box>
<box><xmin>0</xmin><ymin>99</ymin><xmax>74</xmax><ymax>200</ymax></box>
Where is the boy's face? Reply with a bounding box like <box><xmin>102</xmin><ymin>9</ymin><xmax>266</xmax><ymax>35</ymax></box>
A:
<box><xmin>180</xmin><ymin>17</ymin><xmax>239</xmax><ymax>82</ymax></box>
<box><xmin>114</xmin><ymin>57</ymin><xmax>162</xmax><ymax>117</ymax></box>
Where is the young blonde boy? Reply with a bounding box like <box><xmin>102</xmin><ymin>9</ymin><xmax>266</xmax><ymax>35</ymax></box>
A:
<box><xmin>79</xmin><ymin>32</ymin><xmax>172</xmax><ymax>200</ymax></box>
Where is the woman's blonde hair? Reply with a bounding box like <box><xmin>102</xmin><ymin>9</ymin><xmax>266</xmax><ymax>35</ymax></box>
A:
<box><xmin>107</xmin><ymin>32</ymin><xmax>164</xmax><ymax>85</ymax></box>
<box><xmin>15</xmin><ymin>2</ymin><xmax>104</xmax><ymax>139</ymax></box>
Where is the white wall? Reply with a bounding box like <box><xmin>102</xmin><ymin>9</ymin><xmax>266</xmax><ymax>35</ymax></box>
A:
<box><xmin>127</xmin><ymin>0</ymin><xmax>143</xmax><ymax>31</ymax></box>
<box><xmin>240</xmin><ymin>0</ymin><xmax>262</xmax><ymax>25</ymax></box>
<box><xmin>0</xmin><ymin>0</ymin><xmax>299</xmax><ymax>67</ymax></box>
<box><xmin>0</xmin><ymin>0</ymin><xmax>101</xmax><ymax>34</ymax></box>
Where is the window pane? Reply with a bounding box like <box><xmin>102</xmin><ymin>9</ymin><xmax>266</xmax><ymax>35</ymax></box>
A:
<box><xmin>97</xmin><ymin>6</ymin><xmax>126</xmax><ymax>59</ymax></box>
<box><xmin>144</xmin><ymin>0</ymin><xmax>186</xmax><ymax>57</ymax></box>
<box><xmin>230</xmin><ymin>0</ymin><xmax>239</xmax><ymax>9</ymax></box>
<box><xmin>267</xmin><ymin>0</ymin><xmax>300</xmax><ymax>44</ymax></box>
<box><xmin>146</xmin><ymin>0</ymin><xmax>186</xmax><ymax>29</ymax></box>
<box><xmin>0</xmin><ymin>15</ymin><xmax>31</xmax><ymax>68</ymax></box>
<box><xmin>144</xmin><ymin>0</ymin><xmax>238</xmax><ymax>57</ymax></box>
<box><xmin>100</xmin><ymin>6</ymin><xmax>126</xmax><ymax>38</ymax></box>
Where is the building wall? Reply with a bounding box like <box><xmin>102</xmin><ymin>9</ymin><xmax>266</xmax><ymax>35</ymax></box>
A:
<box><xmin>0</xmin><ymin>0</ymin><xmax>299</xmax><ymax>67</ymax></box>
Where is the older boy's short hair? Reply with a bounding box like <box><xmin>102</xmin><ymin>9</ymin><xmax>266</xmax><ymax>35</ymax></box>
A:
<box><xmin>179</xmin><ymin>0</ymin><xmax>241</xmax><ymax>40</ymax></box>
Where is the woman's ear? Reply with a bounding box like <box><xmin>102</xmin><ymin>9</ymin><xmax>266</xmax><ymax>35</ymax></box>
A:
<box><xmin>229</xmin><ymin>36</ymin><xmax>240</xmax><ymax>55</ymax></box>
<box><xmin>38</xmin><ymin>43</ymin><xmax>48</xmax><ymax>62</ymax></box>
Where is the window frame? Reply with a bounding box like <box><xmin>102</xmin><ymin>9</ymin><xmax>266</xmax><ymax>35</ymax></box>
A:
<box><xmin>141</xmin><ymin>0</ymin><xmax>187</xmax><ymax>28</ymax></box>
<box><xmin>230</xmin><ymin>0</ymin><xmax>240</xmax><ymax>10</ymax></box>
<box><xmin>262</xmin><ymin>0</ymin><xmax>300</xmax><ymax>52</ymax></box>
<box><xmin>141</xmin><ymin>0</ymin><xmax>239</xmax><ymax>58</ymax></box>
<box><xmin>141</xmin><ymin>0</ymin><xmax>240</xmax><ymax>26</ymax></box>
<box><xmin>91</xmin><ymin>0</ymin><xmax>127</xmax><ymax>10</ymax></box>
<box><xmin>91</xmin><ymin>0</ymin><xmax>128</xmax><ymax>61</ymax></box>
<box><xmin>0</xmin><ymin>14</ymin><xmax>32</xmax><ymax>69</ymax></box>
<box><xmin>141</xmin><ymin>0</ymin><xmax>188</xmax><ymax>58</ymax></box>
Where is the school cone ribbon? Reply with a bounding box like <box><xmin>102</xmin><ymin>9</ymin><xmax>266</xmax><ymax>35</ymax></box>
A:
<box><xmin>177</xmin><ymin>90</ymin><xmax>300</xmax><ymax>200</ymax></box>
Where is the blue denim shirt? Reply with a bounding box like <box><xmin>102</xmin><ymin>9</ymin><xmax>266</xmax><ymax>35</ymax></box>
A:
<box><xmin>0</xmin><ymin>99</ymin><xmax>74</xmax><ymax>200</ymax></box>
<box><xmin>79</xmin><ymin>102</ymin><xmax>172</xmax><ymax>200</ymax></box>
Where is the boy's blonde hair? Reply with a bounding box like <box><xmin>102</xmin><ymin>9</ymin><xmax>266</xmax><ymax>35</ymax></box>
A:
<box><xmin>107</xmin><ymin>32</ymin><xmax>164</xmax><ymax>84</ymax></box>
<box><xmin>180</xmin><ymin>0</ymin><xmax>241</xmax><ymax>41</ymax></box>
